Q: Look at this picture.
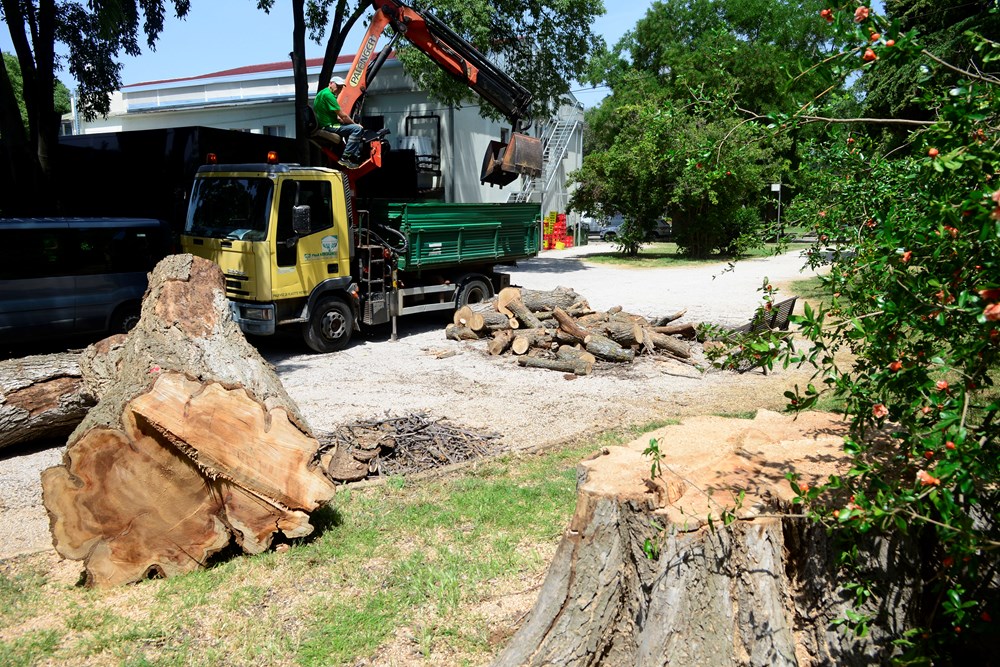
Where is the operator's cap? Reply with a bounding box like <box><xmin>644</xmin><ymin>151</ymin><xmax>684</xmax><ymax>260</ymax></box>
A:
<box><xmin>331</xmin><ymin>76</ymin><xmax>346</xmax><ymax>85</ymax></box>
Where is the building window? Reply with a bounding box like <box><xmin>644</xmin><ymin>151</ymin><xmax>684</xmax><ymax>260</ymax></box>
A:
<box><xmin>59</xmin><ymin>121</ymin><xmax>73</xmax><ymax>136</ymax></box>
<box><xmin>264</xmin><ymin>125</ymin><xmax>285</xmax><ymax>137</ymax></box>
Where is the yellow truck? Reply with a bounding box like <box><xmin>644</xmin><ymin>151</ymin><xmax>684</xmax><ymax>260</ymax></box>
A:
<box><xmin>181</xmin><ymin>159</ymin><xmax>540</xmax><ymax>352</ymax></box>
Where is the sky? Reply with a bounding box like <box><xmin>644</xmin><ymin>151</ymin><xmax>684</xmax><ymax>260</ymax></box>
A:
<box><xmin>1</xmin><ymin>2</ymin><xmax>653</xmax><ymax>109</ymax></box>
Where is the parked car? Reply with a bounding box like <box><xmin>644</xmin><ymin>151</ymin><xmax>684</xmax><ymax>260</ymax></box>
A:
<box><xmin>0</xmin><ymin>217</ymin><xmax>173</xmax><ymax>346</ymax></box>
<box><xmin>597</xmin><ymin>216</ymin><xmax>671</xmax><ymax>242</ymax></box>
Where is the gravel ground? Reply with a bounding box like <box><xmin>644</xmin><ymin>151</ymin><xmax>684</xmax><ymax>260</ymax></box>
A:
<box><xmin>0</xmin><ymin>242</ymin><xmax>822</xmax><ymax>559</ymax></box>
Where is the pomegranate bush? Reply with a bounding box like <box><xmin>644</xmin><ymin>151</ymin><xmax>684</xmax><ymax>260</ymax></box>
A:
<box><xmin>779</xmin><ymin>3</ymin><xmax>999</xmax><ymax>658</ymax></box>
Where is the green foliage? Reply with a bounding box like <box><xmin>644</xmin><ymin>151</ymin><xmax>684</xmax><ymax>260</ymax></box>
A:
<box><xmin>571</xmin><ymin>93</ymin><xmax>789</xmax><ymax>257</ymax></box>
<box><xmin>330</xmin><ymin>0</ymin><xmax>604</xmax><ymax>122</ymax></box>
<box><xmin>570</xmin><ymin>0</ymin><xmax>826</xmax><ymax>257</ymax></box>
<box><xmin>779</xmin><ymin>4</ymin><xmax>1000</xmax><ymax>659</ymax></box>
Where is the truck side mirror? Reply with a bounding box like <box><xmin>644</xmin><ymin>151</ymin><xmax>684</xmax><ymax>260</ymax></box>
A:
<box><xmin>292</xmin><ymin>205</ymin><xmax>312</xmax><ymax>235</ymax></box>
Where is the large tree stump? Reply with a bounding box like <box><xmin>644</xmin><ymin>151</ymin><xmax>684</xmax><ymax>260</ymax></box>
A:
<box><xmin>492</xmin><ymin>411</ymin><xmax>917</xmax><ymax>666</ymax></box>
<box><xmin>41</xmin><ymin>255</ymin><xmax>336</xmax><ymax>587</ymax></box>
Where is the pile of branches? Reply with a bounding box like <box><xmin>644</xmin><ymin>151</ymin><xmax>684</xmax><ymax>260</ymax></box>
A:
<box><xmin>445</xmin><ymin>287</ymin><xmax>699</xmax><ymax>375</ymax></box>
<box><xmin>317</xmin><ymin>412</ymin><xmax>503</xmax><ymax>480</ymax></box>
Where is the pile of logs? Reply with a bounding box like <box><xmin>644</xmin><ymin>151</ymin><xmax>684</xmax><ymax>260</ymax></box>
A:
<box><xmin>446</xmin><ymin>286</ymin><xmax>698</xmax><ymax>375</ymax></box>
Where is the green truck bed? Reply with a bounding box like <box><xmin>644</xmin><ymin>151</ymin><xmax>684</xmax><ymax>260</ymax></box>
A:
<box><xmin>388</xmin><ymin>202</ymin><xmax>541</xmax><ymax>271</ymax></box>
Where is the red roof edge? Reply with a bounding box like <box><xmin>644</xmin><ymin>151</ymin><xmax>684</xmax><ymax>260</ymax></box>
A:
<box><xmin>123</xmin><ymin>54</ymin><xmax>359</xmax><ymax>89</ymax></box>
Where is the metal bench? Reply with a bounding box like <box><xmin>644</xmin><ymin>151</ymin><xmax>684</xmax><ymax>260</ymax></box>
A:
<box><xmin>727</xmin><ymin>296</ymin><xmax>797</xmax><ymax>374</ymax></box>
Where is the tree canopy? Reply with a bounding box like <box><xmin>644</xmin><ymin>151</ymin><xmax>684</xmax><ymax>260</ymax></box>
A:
<box><xmin>569</xmin><ymin>0</ymin><xmax>830</xmax><ymax>256</ymax></box>
<box><xmin>0</xmin><ymin>0</ymin><xmax>190</xmax><ymax>212</ymax></box>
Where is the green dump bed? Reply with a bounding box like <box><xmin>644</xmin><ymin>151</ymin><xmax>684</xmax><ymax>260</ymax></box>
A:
<box><xmin>389</xmin><ymin>202</ymin><xmax>541</xmax><ymax>272</ymax></box>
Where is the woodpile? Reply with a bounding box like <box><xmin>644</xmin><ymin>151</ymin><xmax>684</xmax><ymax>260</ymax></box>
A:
<box><xmin>447</xmin><ymin>287</ymin><xmax>699</xmax><ymax>375</ymax></box>
<box><xmin>41</xmin><ymin>255</ymin><xmax>339</xmax><ymax>587</ymax></box>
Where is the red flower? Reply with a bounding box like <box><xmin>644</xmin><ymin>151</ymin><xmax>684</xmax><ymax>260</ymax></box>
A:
<box><xmin>854</xmin><ymin>5</ymin><xmax>870</xmax><ymax>22</ymax></box>
<box><xmin>901</xmin><ymin>250</ymin><xmax>912</xmax><ymax>263</ymax></box>
<box><xmin>984</xmin><ymin>303</ymin><xmax>1000</xmax><ymax>321</ymax></box>
<box><xmin>978</xmin><ymin>288</ymin><xmax>1000</xmax><ymax>302</ymax></box>
<box><xmin>872</xmin><ymin>403</ymin><xmax>889</xmax><ymax>418</ymax></box>
<box><xmin>936</xmin><ymin>380</ymin><xmax>949</xmax><ymax>391</ymax></box>
<box><xmin>916</xmin><ymin>470</ymin><xmax>941</xmax><ymax>486</ymax></box>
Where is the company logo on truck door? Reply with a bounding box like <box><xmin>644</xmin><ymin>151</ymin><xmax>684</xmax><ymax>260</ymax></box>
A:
<box><xmin>305</xmin><ymin>235</ymin><xmax>339</xmax><ymax>261</ymax></box>
<box><xmin>349</xmin><ymin>36</ymin><xmax>378</xmax><ymax>87</ymax></box>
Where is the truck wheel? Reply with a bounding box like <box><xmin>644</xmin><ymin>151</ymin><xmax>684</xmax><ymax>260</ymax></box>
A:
<box><xmin>303</xmin><ymin>297</ymin><xmax>354</xmax><ymax>353</ymax></box>
<box><xmin>456</xmin><ymin>278</ymin><xmax>491</xmax><ymax>307</ymax></box>
<box><xmin>110</xmin><ymin>303</ymin><xmax>142</xmax><ymax>335</ymax></box>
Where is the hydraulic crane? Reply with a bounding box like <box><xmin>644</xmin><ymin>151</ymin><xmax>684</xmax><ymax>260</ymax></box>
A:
<box><xmin>313</xmin><ymin>0</ymin><xmax>544</xmax><ymax>188</ymax></box>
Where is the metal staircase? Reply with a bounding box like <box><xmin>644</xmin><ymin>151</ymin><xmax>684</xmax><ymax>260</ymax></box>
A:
<box><xmin>507</xmin><ymin>118</ymin><xmax>579</xmax><ymax>203</ymax></box>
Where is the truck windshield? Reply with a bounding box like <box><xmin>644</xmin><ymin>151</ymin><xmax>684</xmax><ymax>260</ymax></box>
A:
<box><xmin>185</xmin><ymin>177</ymin><xmax>274</xmax><ymax>241</ymax></box>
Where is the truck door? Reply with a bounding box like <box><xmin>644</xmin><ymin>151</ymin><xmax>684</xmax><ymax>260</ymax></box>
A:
<box><xmin>273</xmin><ymin>179</ymin><xmax>346</xmax><ymax>299</ymax></box>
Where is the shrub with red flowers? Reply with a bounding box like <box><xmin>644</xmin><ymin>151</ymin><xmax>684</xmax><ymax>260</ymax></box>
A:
<box><xmin>777</xmin><ymin>2</ymin><xmax>1000</xmax><ymax>659</ymax></box>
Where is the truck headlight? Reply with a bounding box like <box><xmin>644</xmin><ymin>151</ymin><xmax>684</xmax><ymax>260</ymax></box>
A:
<box><xmin>241</xmin><ymin>306</ymin><xmax>273</xmax><ymax>321</ymax></box>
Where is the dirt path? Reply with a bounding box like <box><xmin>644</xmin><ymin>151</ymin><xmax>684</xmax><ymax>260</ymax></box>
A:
<box><xmin>0</xmin><ymin>244</ymin><xmax>823</xmax><ymax>559</ymax></box>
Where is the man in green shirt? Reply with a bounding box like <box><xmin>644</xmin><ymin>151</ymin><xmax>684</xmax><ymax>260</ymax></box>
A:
<box><xmin>313</xmin><ymin>76</ymin><xmax>364</xmax><ymax>166</ymax></box>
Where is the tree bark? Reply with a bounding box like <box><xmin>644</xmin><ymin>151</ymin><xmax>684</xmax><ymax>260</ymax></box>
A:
<box><xmin>446</xmin><ymin>323</ymin><xmax>481</xmax><ymax>341</ymax></box>
<box><xmin>584</xmin><ymin>333</ymin><xmax>635</xmax><ymax>363</ymax></box>
<box><xmin>492</xmin><ymin>411</ymin><xmax>916</xmax><ymax>667</ymax></box>
<box><xmin>516</xmin><ymin>356</ymin><xmax>592</xmax><ymax>376</ymax></box>
<box><xmin>519</xmin><ymin>287</ymin><xmax>581</xmax><ymax>312</ymax></box>
<box><xmin>488</xmin><ymin>330</ymin><xmax>516</xmax><ymax>356</ymax></box>
<box><xmin>508</xmin><ymin>298</ymin><xmax>544</xmax><ymax>329</ymax></box>
<box><xmin>0</xmin><ymin>352</ymin><xmax>93</xmax><ymax>450</ymax></box>
<box><xmin>41</xmin><ymin>255</ymin><xmax>336</xmax><ymax>587</ymax></box>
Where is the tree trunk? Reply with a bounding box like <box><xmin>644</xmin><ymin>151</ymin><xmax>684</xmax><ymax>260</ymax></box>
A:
<box><xmin>41</xmin><ymin>255</ymin><xmax>336</xmax><ymax>587</ymax></box>
<box><xmin>492</xmin><ymin>411</ymin><xmax>916</xmax><ymax>666</ymax></box>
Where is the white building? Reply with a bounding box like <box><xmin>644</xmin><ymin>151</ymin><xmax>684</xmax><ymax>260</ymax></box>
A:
<box><xmin>64</xmin><ymin>54</ymin><xmax>584</xmax><ymax>224</ymax></box>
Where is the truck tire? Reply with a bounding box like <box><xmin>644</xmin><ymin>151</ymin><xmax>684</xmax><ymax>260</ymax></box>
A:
<box><xmin>110</xmin><ymin>302</ymin><xmax>142</xmax><ymax>335</ymax></box>
<box><xmin>303</xmin><ymin>297</ymin><xmax>354</xmax><ymax>353</ymax></box>
<box><xmin>456</xmin><ymin>278</ymin><xmax>491</xmax><ymax>307</ymax></box>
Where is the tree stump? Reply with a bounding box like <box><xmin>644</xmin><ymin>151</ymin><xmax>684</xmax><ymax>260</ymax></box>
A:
<box><xmin>492</xmin><ymin>411</ymin><xmax>917</xmax><ymax>666</ymax></box>
<box><xmin>41</xmin><ymin>255</ymin><xmax>336</xmax><ymax>587</ymax></box>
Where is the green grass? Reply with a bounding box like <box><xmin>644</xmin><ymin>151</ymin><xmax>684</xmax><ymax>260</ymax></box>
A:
<box><xmin>584</xmin><ymin>242</ymin><xmax>788</xmax><ymax>268</ymax></box>
<box><xmin>0</xmin><ymin>421</ymin><xmax>675</xmax><ymax>667</ymax></box>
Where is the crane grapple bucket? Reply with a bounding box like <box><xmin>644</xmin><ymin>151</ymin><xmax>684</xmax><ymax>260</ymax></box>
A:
<box><xmin>480</xmin><ymin>133</ymin><xmax>543</xmax><ymax>187</ymax></box>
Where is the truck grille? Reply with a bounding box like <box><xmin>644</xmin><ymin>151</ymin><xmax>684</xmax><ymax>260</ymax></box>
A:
<box><xmin>225</xmin><ymin>275</ymin><xmax>250</xmax><ymax>297</ymax></box>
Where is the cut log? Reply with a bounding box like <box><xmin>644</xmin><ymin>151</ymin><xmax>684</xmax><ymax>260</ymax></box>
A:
<box><xmin>507</xmin><ymin>298</ymin><xmax>544</xmax><ymax>329</ymax></box>
<box><xmin>469</xmin><ymin>303</ymin><xmax>512</xmax><ymax>331</ymax></box>
<box><xmin>488</xmin><ymin>330</ymin><xmax>515</xmax><ymax>356</ymax></box>
<box><xmin>600</xmin><ymin>321</ymin><xmax>645</xmax><ymax>347</ymax></box>
<box><xmin>584</xmin><ymin>333</ymin><xmax>635</xmax><ymax>363</ymax></box>
<box><xmin>647</xmin><ymin>331</ymin><xmax>692</xmax><ymax>358</ymax></box>
<box><xmin>0</xmin><ymin>352</ymin><xmax>93</xmax><ymax>451</ymax></box>
<box><xmin>445</xmin><ymin>323</ymin><xmax>481</xmax><ymax>341</ymax></box>
<box><xmin>492</xmin><ymin>411</ymin><xmax>914</xmax><ymax>666</ymax></box>
<box><xmin>556</xmin><ymin>345</ymin><xmax>597</xmax><ymax>366</ymax></box>
<box><xmin>453</xmin><ymin>305</ymin><xmax>485</xmax><ymax>332</ymax></box>
<box><xmin>651</xmin><ymin>322</ymin><xmax>698</xmax><ymax>339</ymax></box>
<box><xmin>519</xmin><ymin>287</ymin><xmax>581</xmax><ymax>312</ymax></box>
<box><xmin>651</xmin><ymin>308</ymin><xmax>688</xmax><ymax>326</ymax></box>
<box><xmin>496</xmin><ymin>287</ymin><xmax>521</xmax><ymax>318</ymax></box>
<box><xmin>511</xmin><ymin>328</ymin><xmax>554</xmax><ymax>353</ymax></box>
<box><xmin>516</xmin><ymin>356</ymin><xmax>593</xmax><ymax>376</ymax></box>
<box><xmin>41</xmin><ymin>254</ymin><xmax>336</xmax><ymax>587</ymax></box>
<box><xmin>553</xmin><ymin>307</ymin><xmax>592</xmax><ymax>343</ymax></box>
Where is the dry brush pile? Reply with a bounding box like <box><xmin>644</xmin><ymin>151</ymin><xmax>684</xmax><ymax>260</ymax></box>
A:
<box><xmin>445</xmin><ymin>286</ymin><xmax>702</xmax><ymax>375</ymax></box>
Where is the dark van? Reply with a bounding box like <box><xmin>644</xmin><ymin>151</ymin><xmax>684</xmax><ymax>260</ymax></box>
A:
<box><xmin>0</xmin><ymin>218</ymin><xmax>172</xmax><ymax>345</ymax></box>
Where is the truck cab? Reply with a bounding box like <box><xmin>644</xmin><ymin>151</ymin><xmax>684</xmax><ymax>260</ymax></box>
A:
<box><xmin>182</xmin><ymin>161</ymin><xmax>358</xmax><ymax>350</ymax></box>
